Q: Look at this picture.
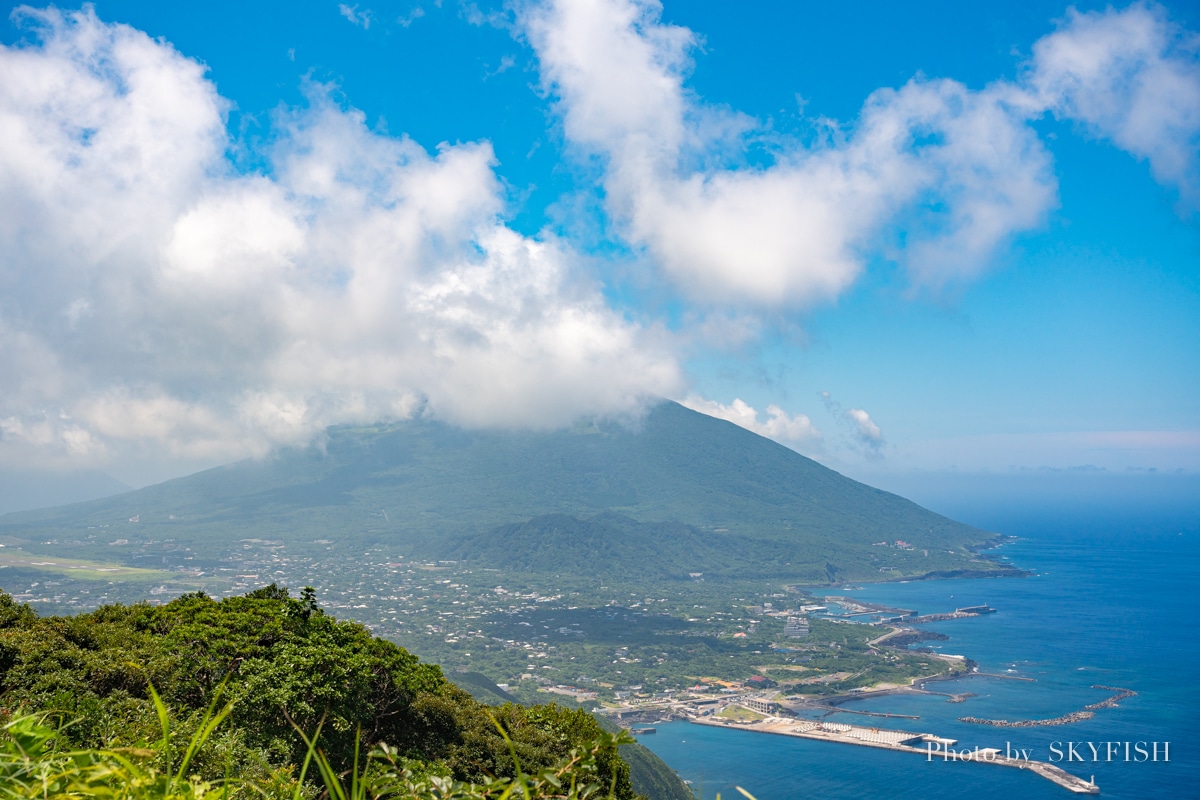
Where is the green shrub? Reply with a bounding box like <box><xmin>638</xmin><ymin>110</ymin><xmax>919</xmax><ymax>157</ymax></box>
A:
<box><xmin>0</xmin><ymin>696</ymin><xmax>634</xmax><ymax>800</ymax></box>
<box><xmin>0</xmin><ymin>588</ymin><xmax>641</xmax><ymax>800</ymax></box>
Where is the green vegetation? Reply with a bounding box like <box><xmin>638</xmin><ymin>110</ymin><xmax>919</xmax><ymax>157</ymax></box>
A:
<box><xmin>402</xmin><ymin>602</ymin><xmax>964</xmax><ymax>704</ymax></box>
<box><xmin>0</xmin><ymin>705</ymin><xmax>637</xmax><ymax>800</ymax></box>
<box><xmin>449</xmin><ymin>514</ymin><xmax>798</xmax><ymax>581</ymax></box>
<box><xmin>443</xmin><ymin>673</ymin><xmax>691</xmax><ymax>800</ymax></box>
<box><xmin>612</xmin><ymin>743</ymin><xmax>695</xmax><ymax>800</ymax></box>
<box><xmin>0</xmin><ymin>549</ymin><xmax>976</xmax><ymax>708</ymax></box>
<box><xmin>0</xmin><ymin>588</ymin><xmax>672</xmax><ymax>800</ymax></box>
<box><xmin>714</xmin><ymin>707</ymin><xmax>764</xmax><ymax>723</ymax></box>
<box><xmin>448</xmin><ymin>673</ymin><xmax>519</xmax><ymax>706</ymax></box>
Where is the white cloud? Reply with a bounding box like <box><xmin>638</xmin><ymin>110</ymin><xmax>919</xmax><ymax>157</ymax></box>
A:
<box><xmin>1025</xmin><ymin>2</ymin><xmax>1200</xmax><ymax>210</ymax></box>
<box><xmin>0</xmin><ymin>6</ymin><xmax>682</xmax><ymax>471</ymax></box>
<box><xmin>817</xmin><ymin>391</ymin><xmax>883</xmax><ymax>457</ymax></box>
<box><xmin>462</xmin><ymin>2</ymin><xmax>513</xmax><ymax>30</ymax></box>
<box><xmin>523</xmin><ymin>0</ymin><xmax>1058</xmax><ymax>305</ymax></box>
<box><xmin>681</xmin><ymin>396</ymin><xmax>821</xmax><ymax>450</ymax></box>
<box><xmin>397</xmin><ymin>6</ymin><xmax>426</xmax><ymax>28</ymax></box>
<box><xmin>338</xmin><ymin>4</ymin><xmax>374</xmax><ymax>30</ymax></box>
<box><xmin>523</xmin><ymin>0</ymin><xmax>1200</xmax><ymax>306</ymax></box>
<box><xmin>484</xmin><ymin>54</ymin><xmax>516</xmax><ymax>80</ymax></box>
<box><xmin>845</xmin><ymin>408</ymin><xmax>884</xmax><ymax>450</ymax></box>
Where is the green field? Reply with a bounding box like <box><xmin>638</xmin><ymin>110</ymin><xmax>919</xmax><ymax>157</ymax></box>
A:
<box><xmin>0</xmin><ymin>546</ymin><xmax>171</xmax><ymax>580</ymax></box>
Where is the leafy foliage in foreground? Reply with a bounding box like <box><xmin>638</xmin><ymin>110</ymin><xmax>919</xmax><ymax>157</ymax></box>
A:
<box><xmin>0</xmin><ymin>589</ymin><xmax>639</xmax><ymax>800</ymax></box>
<box><xmin>0</xmin><ymin>703</ymin><xmax>637</xmax><ymax>800</ymax></box>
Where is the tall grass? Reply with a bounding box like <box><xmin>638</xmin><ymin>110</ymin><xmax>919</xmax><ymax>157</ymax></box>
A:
<box><xmin>0</xmin><ymin>695</ymin><xmax>632</xmax><ymax>800</ymax></box>
<box><xmin>0</xmin><ymin>683</ymin><xmax>257</xmax><ymax>800</ymax></box>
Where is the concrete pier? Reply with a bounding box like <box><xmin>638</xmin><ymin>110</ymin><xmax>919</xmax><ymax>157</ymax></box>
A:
<box><xmin>691</xmin><ymin>716</ymin><xmax>1099</xmax><ymax>794</ymax></box>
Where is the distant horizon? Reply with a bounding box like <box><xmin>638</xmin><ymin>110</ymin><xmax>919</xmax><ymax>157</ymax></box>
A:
<box><xmin>3</xmin><ymin>401</ymin><xmax>1198</xmax><ymax>531</ymax></box>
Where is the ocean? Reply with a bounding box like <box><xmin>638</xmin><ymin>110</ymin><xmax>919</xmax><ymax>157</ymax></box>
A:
<box><xmin>637</xmin><ymin>508</ymin><xmax>1199</xmax><ymax>799</ymax></box>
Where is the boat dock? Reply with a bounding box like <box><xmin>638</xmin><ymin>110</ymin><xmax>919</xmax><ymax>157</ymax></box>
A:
<box><xmin>821</xmin><ymin>596</ymin><xmax>916</xmax><ymax>619</ymax></box>
<box><xmin>691</xmin><ymin>716</ymin><xmax>1099</xmax><ymax>794</ymax></box>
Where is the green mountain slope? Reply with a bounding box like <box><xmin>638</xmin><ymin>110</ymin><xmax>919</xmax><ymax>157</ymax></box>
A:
<box><xmin>0</xmin><ymin>401</ymin><xmax>1006</xmax><ymax>583</ymax></box>
<box><xmin>451</xmin><ymin>670</ymin><xmax>520</xmax><ymax>705</ymax></box>
<box><xmin>449</xmin><ymin>513</ymin><xmax>795</xmax><ymax>580</ymax></box>
<box><xmin>619</xmin><ymin>742</ymin><xmax>696</xmax><ymax>800</ymax></box>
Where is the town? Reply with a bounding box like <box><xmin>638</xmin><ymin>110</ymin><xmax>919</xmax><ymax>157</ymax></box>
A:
<box><xmin>3</xmin><ymin>532</ymin><xmax>984</xmax><ymax>711</ymax></box>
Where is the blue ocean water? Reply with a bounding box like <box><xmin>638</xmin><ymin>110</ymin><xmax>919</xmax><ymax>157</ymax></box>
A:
<box><xmin>639</xmin><ymin>516</ymin><xmax>1199</xmax><ymax>799</ymax></box>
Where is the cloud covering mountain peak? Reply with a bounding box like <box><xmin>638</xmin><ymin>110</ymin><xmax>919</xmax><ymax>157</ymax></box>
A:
<box><xmin>0</xmin><ymin>5</ymin><xmax>681</xmax><ymax>471</ymax></box>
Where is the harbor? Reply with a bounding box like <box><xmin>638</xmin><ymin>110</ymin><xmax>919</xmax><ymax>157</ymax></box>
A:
<box><xmin>599</xmin><ymin>595</ymin><xmax>1140</xmax><ymax>796</ymax></box>
<box><xmin>690</xmin><ymin>715</ymin><xmax>1100</xmax><ymax>794</ymax></box>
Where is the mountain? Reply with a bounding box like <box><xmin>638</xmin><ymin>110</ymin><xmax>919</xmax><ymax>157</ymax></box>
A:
<box><xmin>0</xmin><ymin>469</ymin><xmax>131</xmax><ymax>515</ymax></box>
<box><xmin>0</xmin><ymin>401</ymin><xmax>1008</xmax><ymax>583</ymax></box>
<box><xmin>450</xmin><ymin>512</ymin><xmax>803</xmax><ymax>580</ymax></box>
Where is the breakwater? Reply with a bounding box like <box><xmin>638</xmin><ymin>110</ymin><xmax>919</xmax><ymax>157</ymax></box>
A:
<box><xmin>1085</xmin><ymin>685</ymin><xmax>1136</xmax><ymax>710</ymax></box>
<box><xmin>908</xmin><ymin>611</ymin><xmax>980</xmax><ymax>623</ymax></box>
<box><xmin>692</xmin><ymin>716</ymin><xmax>1099</xmax><ymax>794</ymax></box>
<box><xmin>959</xmin><ymin>685</ymin><xmax>1136</xmax><ymax>728</ymax></box>
<box><xmin>959</xmin><ymin>710</ymin><xmax>1095</xmax><ymax>727</ymax></box>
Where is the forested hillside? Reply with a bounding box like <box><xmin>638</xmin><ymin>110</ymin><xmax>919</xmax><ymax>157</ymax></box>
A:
<box><xmin>0</xmin><ymin>586</ymin><xmax>689</xmax><ymax>800</ymax></box>
<box><xmin>0</xmin><ymin>401</ymin><xmax>1007</xmax><ymax>585</ymax></box>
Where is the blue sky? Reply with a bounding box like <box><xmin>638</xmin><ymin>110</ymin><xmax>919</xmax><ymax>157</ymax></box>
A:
<box><xmin>0</xmin><ymin>0</ymin><xmax>1197</xmax><ymax>497</ymax></box>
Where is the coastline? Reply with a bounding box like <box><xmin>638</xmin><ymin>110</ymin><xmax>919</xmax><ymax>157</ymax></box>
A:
<box><xmin>634</xmin><ymin>524</ymin><xmax>1194</xmax><ymax>800</ymax></box>
<box><xmin>788</xmin><ymin>533</ymin><xmax>1031</xmax><ymax>593</ymax></box>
